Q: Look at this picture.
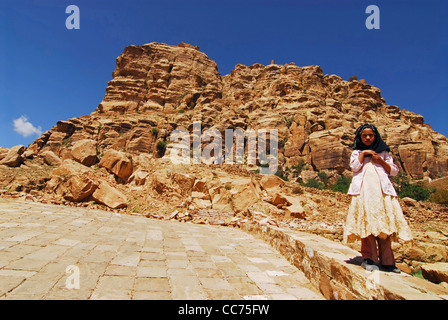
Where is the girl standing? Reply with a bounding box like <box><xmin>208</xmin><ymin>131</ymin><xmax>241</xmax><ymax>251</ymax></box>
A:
<box><xmin>343</xmin><ymin>124</ymin><xmax>413</xmax><ymax>273</ymax></box>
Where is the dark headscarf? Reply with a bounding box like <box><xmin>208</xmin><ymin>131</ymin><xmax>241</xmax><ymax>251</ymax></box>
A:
<box><xmin>353</xmin><ymin>123</ymin><xmax>390</xmax><ymax>153</ymax></box>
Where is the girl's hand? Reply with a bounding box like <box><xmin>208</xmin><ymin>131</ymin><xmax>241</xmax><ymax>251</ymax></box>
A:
<box><xmin>359</xmin><ymin>150</ymin><xmax>377</xmax><ymax>163</ymax></box>
<box><xmin>372</xmin><ymin>153</ymin><xmax>392</xmax><ymax>174</ymax></box>
<box><xmin>363</xmin><ymin>150</ymin><xmax>377</xmax><ymax>157</ymax></box>
<box><xmin>372</xmin><ymin>153</ymin><xmax>382</xmax><ymax>163</ymax></box>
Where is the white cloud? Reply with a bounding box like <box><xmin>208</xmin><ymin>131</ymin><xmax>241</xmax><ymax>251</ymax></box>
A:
<box><xmin>13</xmin><ymin>116</ymin><xmax>43</xmax><ymax>138</ymax></box>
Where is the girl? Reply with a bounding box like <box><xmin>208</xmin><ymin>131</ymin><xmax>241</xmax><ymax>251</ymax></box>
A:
<box><xmin>343</xmin><ymin>124</ymin><xmax>413</xmax><ymax>273</ymax></box>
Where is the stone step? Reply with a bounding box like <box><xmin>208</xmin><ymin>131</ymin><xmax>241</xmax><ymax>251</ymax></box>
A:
<box><xmin>241</xmin><ymin>222</ymin><xmax>448</xmax><ymax>300</ymax></box>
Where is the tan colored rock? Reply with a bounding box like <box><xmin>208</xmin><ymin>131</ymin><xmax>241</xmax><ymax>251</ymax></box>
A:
<box><xmin>126</xmin><ymin>131</ymin><xmax>154</xmax><ymax>154</ymax></box>
<box><xmin>64</xmin><ymin>174</ymin><xmax>98</xmax><ymax>202</ymax></box>
<box><xmin>128</xmin><ymin>170</ymin><xmax>150</xmax><ymax>186</ymax></box>
<box><xmin>0</xmin><ymin>145</ymin><xmax>25</xmax><ymax>167</ymax></box>
<box><xmin>210</xmin><ymin>186</ymin><xmax>233</xmax><ymax>212</ymax></box>
<box><xmin>421</xmin><ymin>263</ymin><xmax>448</xmax><ymax>284</ymax></box>
<box><xmin>18</xmin><ymin>42</ymin><xmax>448</xmax><ymax>186</ymax></box>
<box><xmin>285</xmin><ymin>200</ymin><xmax>305</xmax><ymax>219</ymax></box>
<box><xmin>259</xmin><ymin>174</ymin><xmax>285</xmax><ymax>190</ymax></box>
<box><xmin>271</xmin><ymin>193</ymin><xmax>289</xmax><ymax>207</ymax></box>
<box><xmin>42</xmin><ymin>131</ymin><xmax>69</xmax><ymax>155</ymax></box>
<box><xmin>0</xmin><ymin>147</ymin><xmax>9</xmax><ymax>160</ymax></box>
<box><xmin>192</xmin><ymin>180</ymin><xmax>208</xmax><ymax>193</ymax></box>
<box><xmin>402</xmin><ymin>197</ymin><xmax>419</xmax><ymax>207</ymax></box>
<box><xmin>229</xmin><ymin>178</ymin><xmax>260</xmax><ymax>213</ymax></box>
<box><xmin>52</xmin><ymin>159</ymin><xmax>91</xmax><ymax>176</ymax></box>
<box><xmin>402</xmin><ymin>242</ymin><xmax>447</xmax><ymax>263</ymax></box>
<box><xmin>41</xmin><ymin>150</ymin><xmax>62</xmax><ymax>167</ymax></box>
<box><xmin>173</xmin><ymin>173</ymin><xmax>195</xmax><ymax>195</ymax></box>
<box><xmin>150</xmin><ymin>172</ymin><xmax>171</xmax><ymax>194</ymax></box>
<box><xmin>92</xmin><ymin>181</ymin><xmax>127</xmax><ymax>208</ymax></box>
<box><xmin>96</xmin><ymin>42</ymin><xmax>221</xmax><ymax>114</ymax></box>
<box><xmin>99</xmin><ymin>149</ymin><xmax>133</xmax><ymax>181</ymax></box>
<box><xmin>191</xmin><ymin>191</ymin><xmax>211</xmax><ymax>201</ymax></box>
<box><xmin>191</xmin><ymin>198</ymin><xmax>212</xmax><ymax>209</ymax></box>
<box><xmin>71</xmin><ymin>139</ymin><xmax>98</xmax><ymax>167</ymax></box>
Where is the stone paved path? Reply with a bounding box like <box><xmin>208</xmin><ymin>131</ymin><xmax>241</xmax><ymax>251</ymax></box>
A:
<box><xmin>0</xmin><ymin>199</ymin><xmax>324</xmax><ymax>300</ymax></box>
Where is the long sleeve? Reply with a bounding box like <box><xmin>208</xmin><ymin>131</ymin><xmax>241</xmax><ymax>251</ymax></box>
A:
<box><xmin>350</xmin><ymin>150</ymin><xmax>363</xmax><ymax>172</ymax></box>
<box><xmin>382</xmin><ymin>151</ymin><xmax>399</xmax><ymax>177</ymax></box>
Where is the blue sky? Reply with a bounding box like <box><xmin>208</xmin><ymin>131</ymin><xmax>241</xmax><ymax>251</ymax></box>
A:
<box><xmin>0</xmin><ymin>0</ymin><xmax>447</xmax><ymax>148</ymax></box>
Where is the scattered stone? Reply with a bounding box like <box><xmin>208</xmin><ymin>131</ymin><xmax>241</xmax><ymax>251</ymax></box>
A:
<box><xmin>99</xmin><ymin>149</ymin><xmax>133</xmax><ymax>182</ymax></box>
<box><xmin>41</xmin><ymin>150</ymin><xmax>62</xmax><ymax>167</ymax></box>
<box><xmin>71</xmin><ymin>139</ymin><xmax>98</xmax><ymax>166</ymax></box>
<box><xmin>92</xmin><ymin>181</ymin><xmax>127</xmax><ymax>209</ymax></box>
<box><xmin>421</xmin><ymin>263</ymin><xmax>448</xmax><ymax>284</ymax></box>
<box><xmin>0</xmin><ymin>145</ymin><xmax>25</xmax><ymax>167</ymax></box>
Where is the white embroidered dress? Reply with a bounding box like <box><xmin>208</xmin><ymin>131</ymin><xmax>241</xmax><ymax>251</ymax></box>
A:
<box><xmin>343</xmin><ymin>154</ymin><xmax>413</xmax><ymax>244</ymax></box>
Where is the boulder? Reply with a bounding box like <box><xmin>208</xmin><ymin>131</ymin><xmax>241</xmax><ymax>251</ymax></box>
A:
<box><xmin>271</xmin><ymin>193</ymin><xmax>289</xmax><ymax>207</ymax></box>
<box><xmin>229</xmin><ymin>178</ymin><xmax>260</xmax><ymax>213</ymax></box>
<box><xmin>92</xmin><ymin>181</ymin><xmax>127</xmax><ymax>209</ymax></box>
<box><xmin>401</xmin><ymin>242</ymin><xmax>447</xmax><ymax>262</ymax></box>
<box><xmin>0</xmin><ymin>147</ymin><xmax>8</xmax><ymax>160</ymax></box>
<box><xmin>64</xmin><ymin>174</ymin><xmax>98</xmax><ymax>202</ymax></box>
<box><xmin>71</xmin><ymin>139</ymin><xmax>98</xmax><ymax>166</ymax></box>
<box><xmin>259</xmin><ymin>174</ymin><xmax>285</xmax><ymax>190</ymax></box>
<box><xmin>191</xmin><ymin>198</ymin><xmax>212</xmax><ymax>209</ymax></box>
<box><xmin>99</xmin><ymin>149</ymin><xmax>133</xmax><ymax>181</ymax></box>
<box><xmin>402</xmin><ymin>197</ymin><xmax>419</xmax><ymax>207</ymax></box>
<box><xmin>192</xmin><ymin>179</ymin><xmax>208</xmax><ymax>193</ymax></box>
<box><xmin>209</xmin><ymin>186</ymin><xmax>233</xmax><ymax>212</ymax></box>
<box><xmin>191</xmin><ymin>191</ymin><xmax>211</xmax><ymax>201</ymax></box>
<box><xmin>52</xmin><ymin>159</ymin><xmax>91</xmax><ymax>176</ymax></box>
<box><xmin>128</xmin><ymin>170</ymin><xmax>150</xmax><ymax>186</ymax></box>
<box><xmin>41</xmin><ymin>150</ymin><xmax>62</xmax><ymax>167</ymax></box>
<box><xmin>0</xmin><ymin>145</ymin><xmax>25</xmax><ymax>167</ymax></box>
<box><xmin>285</xmin><ymin>201</ymin><xmax>306</xmax><ymax>219</ymax></box>
<box><xmin>173</xmin><ymin>173</ymin><xmax>195</xmax><ymax>195</ymax></box>
<box><xmin>150</xmin><ymin>172</ymin><xmax>172</xmax><ymax>194</ymax></box>
<box><xmin>421</xmin><ymin>263</ymin><xmax>448</xmax><ymax>284</ymax></box>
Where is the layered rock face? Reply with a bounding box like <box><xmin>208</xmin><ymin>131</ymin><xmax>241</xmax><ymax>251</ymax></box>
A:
<box><xmin>24</xmin><ymin>41</ymin><xmax>448</xmax><ymax>180</ymax></box>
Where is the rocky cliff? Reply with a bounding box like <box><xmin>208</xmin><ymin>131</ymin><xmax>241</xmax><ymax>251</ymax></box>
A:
<box><xmin>20</xmin><ymin>41</ymin><xmax>448</xmax><ymax>181</ymax></box>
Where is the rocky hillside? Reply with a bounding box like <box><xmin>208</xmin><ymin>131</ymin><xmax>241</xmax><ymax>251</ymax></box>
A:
<box><xmin>1</xmin><ymin>42</ymin><xmax>448</xmax><ymax>280</ymax></box>
<box><xmin>11</xmin><ymin>41</ymin><xmax>448</xmax><ymax>181</ymax></box>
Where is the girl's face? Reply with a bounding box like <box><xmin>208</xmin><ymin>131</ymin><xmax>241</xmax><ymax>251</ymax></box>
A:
<box><xmin>361</xmin><ymin>128</ymin><xmax>375</xmax><ymax>146</ymax></box>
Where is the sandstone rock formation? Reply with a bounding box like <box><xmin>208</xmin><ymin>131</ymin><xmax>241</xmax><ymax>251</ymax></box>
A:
<box><xmin>18</xmin><ymin>42</ymin><xmax>448</xmax><ymax>182</ymax></box>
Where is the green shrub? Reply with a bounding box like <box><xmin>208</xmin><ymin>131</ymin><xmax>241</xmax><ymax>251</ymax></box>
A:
<box><xmin>275</xmin><ymin>170</ymin><xmax>289</xmax><ymax>181</ymax></box>
<box><xmin>317</xmin><ymin>171</ymin><xmax>329</xmax><ymax>187</ymax></box>
<box><xmin>291</xmin><ymin>159</ymin><xmax>307</xmax><ymax>174</ymax></box>
<box><xmin>301</xmin><ymin>178</ymin><xmax>324</xmax><ymax>190</ymax></box>
<box><xmin>156</xmin><ymin>140</ymin><xmax>167</xmax><ymax>156</ymax></box>
<box><xmin>400</xmin><ymin>183</ymin><xmax>432</xmax><ymax>201</ymax></box>
<box><xmin>392</xmin><ymin>172</ymin><xmax>433</xmax><ymax>201</ymax></box>
<box><xmin>332</xmin><ymin>175</ymin><xmax>351</xmax><ymax>193</ymax></box>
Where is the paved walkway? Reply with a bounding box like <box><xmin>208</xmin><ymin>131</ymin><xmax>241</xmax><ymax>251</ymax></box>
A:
<box><xmin>0</xmin><ymin>199</ymin><xmax>324</xmax><ymax>300</ymax></box>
